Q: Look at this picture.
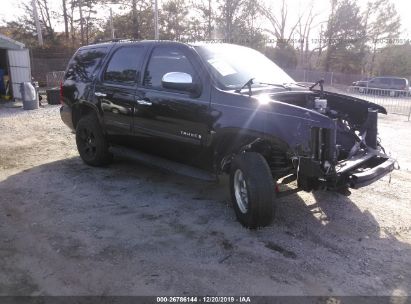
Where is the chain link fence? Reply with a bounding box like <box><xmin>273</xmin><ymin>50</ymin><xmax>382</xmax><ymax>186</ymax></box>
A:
<box><xmin>46</xmin><ymin>71</ymin><xmax>65</xmax><ymax>88</ymax></box>
<box><xmin>344</xmin><ymin>86</ymin><xmax>411</xmax><ymax>120</ymax></box>
<box><xmin>285</xmin><ymin>68</ymin><xmax>411</xmax><ymax>120</ymax></box>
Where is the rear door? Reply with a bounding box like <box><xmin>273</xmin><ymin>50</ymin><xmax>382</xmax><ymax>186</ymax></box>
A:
<box><xmin>94</xmin><ymin>45</ymin><xmax>147</xmax><ymax>140</ymax></box>
<box><xmin>63</xmin><ymin>46</ymin><xmax>109</xmax><ymax>105</ymax></box>
<box><xmin>7</xmin><ymin>49</ymin><xmax>31</xmax><ymax>99</ymax></box>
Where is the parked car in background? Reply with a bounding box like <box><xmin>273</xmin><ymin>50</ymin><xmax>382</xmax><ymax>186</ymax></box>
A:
<box><xmin>352</xmin><ymin>76</ymin><xmax>409</xmax><ymax>97</ymax></box>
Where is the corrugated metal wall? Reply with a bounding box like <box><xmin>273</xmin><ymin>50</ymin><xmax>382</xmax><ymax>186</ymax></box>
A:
<box><xmin>7</xmin><ymin>49</ymin><xmax>31</xmax><ymax>99</ymax></box>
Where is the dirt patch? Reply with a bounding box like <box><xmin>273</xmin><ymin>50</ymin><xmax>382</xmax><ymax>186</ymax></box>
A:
<box><xmin>0</xmin><ymin>105</ymin><xmax>410</xmax><ymax>296</ymax></box>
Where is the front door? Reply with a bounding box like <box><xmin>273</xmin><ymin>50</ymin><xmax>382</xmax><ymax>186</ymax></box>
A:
<box><xmin>133</xmin><ymin>45</ymin><xmax>212</xmax><ymax>168</ymax></box>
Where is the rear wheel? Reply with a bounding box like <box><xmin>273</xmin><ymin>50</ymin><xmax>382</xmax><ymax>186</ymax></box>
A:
<box><xmin>229</xmin><ymin>152</ymin><xmax>276</xmax><ymax>228</ymax></box>
<box><xmin>76</xmin><ymin>114</ymin><xmax>112</xmax><ymax>166</ymax></box>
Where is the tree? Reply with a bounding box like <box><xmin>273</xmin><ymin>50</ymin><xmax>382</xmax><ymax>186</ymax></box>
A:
<box><xmin>97</xmin><ymin>5</ymin><xmax>154</xmax><ymax>40</ymax></box>
<box><xmin>109</xmin><ymin>0</ymin><xmax>153</xmax><ymax>39</ymax></box>
<box><xmin>70</xmin><ymin>0</ymin><xmax>102</xmax><ymax>45</ymax></box>
<box><xmin>363</xmin><ymin>0</ymin><xmax>401</xmax><ymax>75</ymax></box>
<box><xmin>190</xmin><ymin>0</ymin><xmax>215</xmax><ymax>40</ymax></box>
<box><xmin>159</xmin><ymin>0</ymin><xmax>190</xmax><ymax>40</ymax></box>
<box><xmin>322</xmin><ymin>0</ymin><xmax>366</xmax><ymax>73</ymax></box>
<box><xmin>215</xmin><ymin>0</ymin><xmax>243</xmax><ymax>41</ymax></box>
<box><xmin>36</xmin><ymin>0</ymin><xmax>56</xmax><ymax>41</ymax></box>
<box><xmin>265</xmin><ymin>44</ymin><xmax>298</xmax><ymax>69</ymax></box>
<box><xmin>258</xmin><ymin>0</ymin><xmax>301</xmax><ymax>47</ymax></box>
<box><xmin>14</xmin><ymin>0</ymin><xmax>57</xmax><ymax>44</ymax></box>
<box><xmin>62</xmin><ymin>0</ymin><xmax>69</xmax><ymax>39</ymax></box>
<box><xmin>296</xmin><ymin>0</ymin><xmax>321</xmax><ymax>68</ymax></box>
<box><xmin>375</xmin><ymin>44</ymin><xmax>411</xmax><ymax>77</ymax></box>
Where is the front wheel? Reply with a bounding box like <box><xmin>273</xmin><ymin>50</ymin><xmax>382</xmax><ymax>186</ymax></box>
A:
<box><xmin>229</xmin><ymin>152</ymin><xmax>276</xmax><ymax>228</ymax></box>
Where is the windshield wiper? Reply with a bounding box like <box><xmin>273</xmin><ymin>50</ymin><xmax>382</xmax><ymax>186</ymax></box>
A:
<box><xmin>235</xmin><ymin>78</ymin><xmax>255</xmax><ymax>96</ymax></box>
<box><xmin>235</xmin><ymin>79</ymin><xmax>290</xmax><ymax>96</ymax></box>
<box><xmin>309</xmin><ymin>79</ymin><xmax>325</xmax><ymax>98</ymax></box>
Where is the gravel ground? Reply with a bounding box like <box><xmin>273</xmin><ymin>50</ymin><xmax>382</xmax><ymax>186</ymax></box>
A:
<box><xmin>0</xmin><ymin>104</ymin><xmax>410</xmax><ymax>296</ymax></box>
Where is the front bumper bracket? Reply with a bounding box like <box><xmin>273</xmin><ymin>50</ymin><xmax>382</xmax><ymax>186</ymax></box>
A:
<box><xmin>348</xmin><ymin>157</ymin><xmax>396</xmax><ymax>189</ymax></box>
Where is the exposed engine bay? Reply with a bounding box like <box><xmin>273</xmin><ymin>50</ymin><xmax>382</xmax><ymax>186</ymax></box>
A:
<box><xmin>265</xmin><ymin>89</ymin><xmax>396</xmax><ymax>190</ymax></box>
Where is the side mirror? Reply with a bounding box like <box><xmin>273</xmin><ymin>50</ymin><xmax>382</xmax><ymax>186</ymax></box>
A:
<box><xmin>162</xmin><ymin>72</ymin><xmax>194</xmax><ymax>92</ymax></box>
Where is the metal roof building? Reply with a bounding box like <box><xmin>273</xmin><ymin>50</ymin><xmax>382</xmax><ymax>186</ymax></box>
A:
<box><xmin>0</xmin><ymin>33</ymin><xmax>32</xmax><ymax>99</ymax></box>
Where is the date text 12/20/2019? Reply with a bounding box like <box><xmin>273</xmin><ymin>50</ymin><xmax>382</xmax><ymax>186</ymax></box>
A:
<box><xmin>156</xmin><ymin>297</ymin><xmax>251</xmax><ymax>303</ymax></box>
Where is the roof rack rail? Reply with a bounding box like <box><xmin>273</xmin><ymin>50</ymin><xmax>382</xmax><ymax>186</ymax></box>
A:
<box><xmin>91</xmin><ymin>38</ymin><xmax>137</xmax><ymax>44</ymax></box>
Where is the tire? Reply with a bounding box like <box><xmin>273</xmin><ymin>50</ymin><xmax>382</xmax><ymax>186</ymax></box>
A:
<box><xmin>75</xmin><ymin>114</ymin><xmax>112</xmax><ymax>166</ymax></box>
<box><xmin>229</xmin><ymin>152</ymin><xmax>276</xmax><ymax>228</ymax></box>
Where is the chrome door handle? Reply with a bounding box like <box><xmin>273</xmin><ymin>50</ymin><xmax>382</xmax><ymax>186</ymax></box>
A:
<box><xmin>137</xmin><ymin>99</ymin><xmax>152</xmax><ymax>106</ymax></box>
<box><xmin>95</xmin><ymin>92</ymin><xmax>107</xmax><ymax>97</ymax></box>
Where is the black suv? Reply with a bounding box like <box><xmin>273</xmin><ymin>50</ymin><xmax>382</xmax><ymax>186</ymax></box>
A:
<box><xmin>61</xmin><ymin>40</ymin><xmax>396</xmax><ymax>228</ymax></box>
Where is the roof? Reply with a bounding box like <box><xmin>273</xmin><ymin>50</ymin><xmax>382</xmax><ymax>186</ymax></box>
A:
<box><xmin>0</xmin><ymin>33</ymin><xmax>25</xmax><ymax>50</ymax></box>
<box><xmin>85</xmin><ymin>39</ymin><xmax>186</xmax><ymax>48</ymax></box>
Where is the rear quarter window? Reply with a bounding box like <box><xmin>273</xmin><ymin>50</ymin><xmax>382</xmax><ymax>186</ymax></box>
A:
<box><xmin>65</xmin><ymin>47</ymin><xmax>108</xmax><ymax>82</ymax></box>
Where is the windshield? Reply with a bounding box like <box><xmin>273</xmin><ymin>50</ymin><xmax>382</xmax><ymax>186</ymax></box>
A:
<box><xmin>195</xmin><ymin>44</ymin><xmax>295</xmax><ymax>90</ymax></box>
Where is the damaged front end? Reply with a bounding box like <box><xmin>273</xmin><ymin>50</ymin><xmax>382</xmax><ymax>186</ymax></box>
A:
<box><xmin>266</xmin><ymin>90</ymin><xmax>397</xmax><ymax>192</ymax></box>
<box><xmin>306</xmin><ymin>108</ymin><xmax>396</xmax><ymax>190</ymax></box>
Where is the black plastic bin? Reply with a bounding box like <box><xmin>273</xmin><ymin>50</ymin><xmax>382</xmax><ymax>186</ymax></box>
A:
<box><xmin>46</xmin><ymin>87</ymin><xmax>60</xmax><ymax>105</ymax></box>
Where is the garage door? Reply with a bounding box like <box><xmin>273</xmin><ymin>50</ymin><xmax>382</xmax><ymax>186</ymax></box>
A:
<box><xmin>8</xmin><ymin>49</ymin><xmax>31</xmax><ymax>99</ymax></box>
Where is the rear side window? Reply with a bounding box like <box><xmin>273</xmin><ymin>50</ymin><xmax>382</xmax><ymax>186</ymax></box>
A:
<box><xmin>65</xmin><ymin>47</ymin><xmax>107</xmax><ymax>82</ymax></box>
<box><xmin>143</xmin><ymin>47</ymin><xmax>195</xmax><ymax>89</ymax></box>
<box><xmin>104</xmin><ymin>46</ymin><xmax>145</xmax><ymax>84</ymax></box>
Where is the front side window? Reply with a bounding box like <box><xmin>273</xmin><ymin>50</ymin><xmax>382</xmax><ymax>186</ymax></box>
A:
<box><xmin>380</xmin><ymin>78</ymin><xmax>391</xmax><ymax>85</ymax></box>
<box><xmin>143</xmin><ymin>47</ymin><xmax>195</xmax><ymax>89</ymax></box>
<box><xmin>392</xmin><ymin>79</ymin><xmax>406</xmax><ymax>86</ymax></box>
<box><xmin>104</xmin><ymin>46</ymin><xmax>145</xmax><ymax>84</ymax></box>
<box><xmin>65</xmin><ymin>47</ymin><xmax>107</xmax><ymax>82</ymax></box>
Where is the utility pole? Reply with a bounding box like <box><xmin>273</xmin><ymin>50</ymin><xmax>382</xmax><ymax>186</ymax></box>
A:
<box><xmin>62</xmin><ymin>0</ymin><xmax>69</xmax><ymax>39</ymax></box>
<box><xmin>154</xmin><ymin>0</ymin><xmax>159</xmax><ymax>39</ymax></box>
<box><xmin>109</xmin><ymin>8</ymin><xmax>115</xmax><ymax>39</ymax></box>
<box><xmin>132</xmin><ymin>0</ymin><xmax>139</xmax><ymax>39</ymax></box>
<box><xmin>32</xmin><ymin>0</ymin><xmax>44</xmax><ymax>46</ymax></box>
<box><xmin>208</xmin><ymin>0</ymin><xmax>211</xmax><ymax>40</ymax></box>
<box><xmin>79</xmin><ymin>0</ymin><xmax>85</xmax><ymax>45</ymax></box>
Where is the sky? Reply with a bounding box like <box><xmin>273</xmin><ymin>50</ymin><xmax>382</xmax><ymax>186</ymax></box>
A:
<box><xmin>1</xmin><ymin>0</ymin><xmax>410</xmax><ymax>40</ymax></box>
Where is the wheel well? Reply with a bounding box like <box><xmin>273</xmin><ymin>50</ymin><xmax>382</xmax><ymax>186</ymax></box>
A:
<box><xmin>219</xmin><ymin>138</ymin><xmax>292</xmax><ymax>178</ymax></box>
<box><xmin>72</xmin><ymin>104</ymin><xmax>98</xmax><ymax>129</ymax></box>
<box><xmin>246</xmin><ymin>140</ymin><xmax>292</xmax><ymax>178</ymax></box>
